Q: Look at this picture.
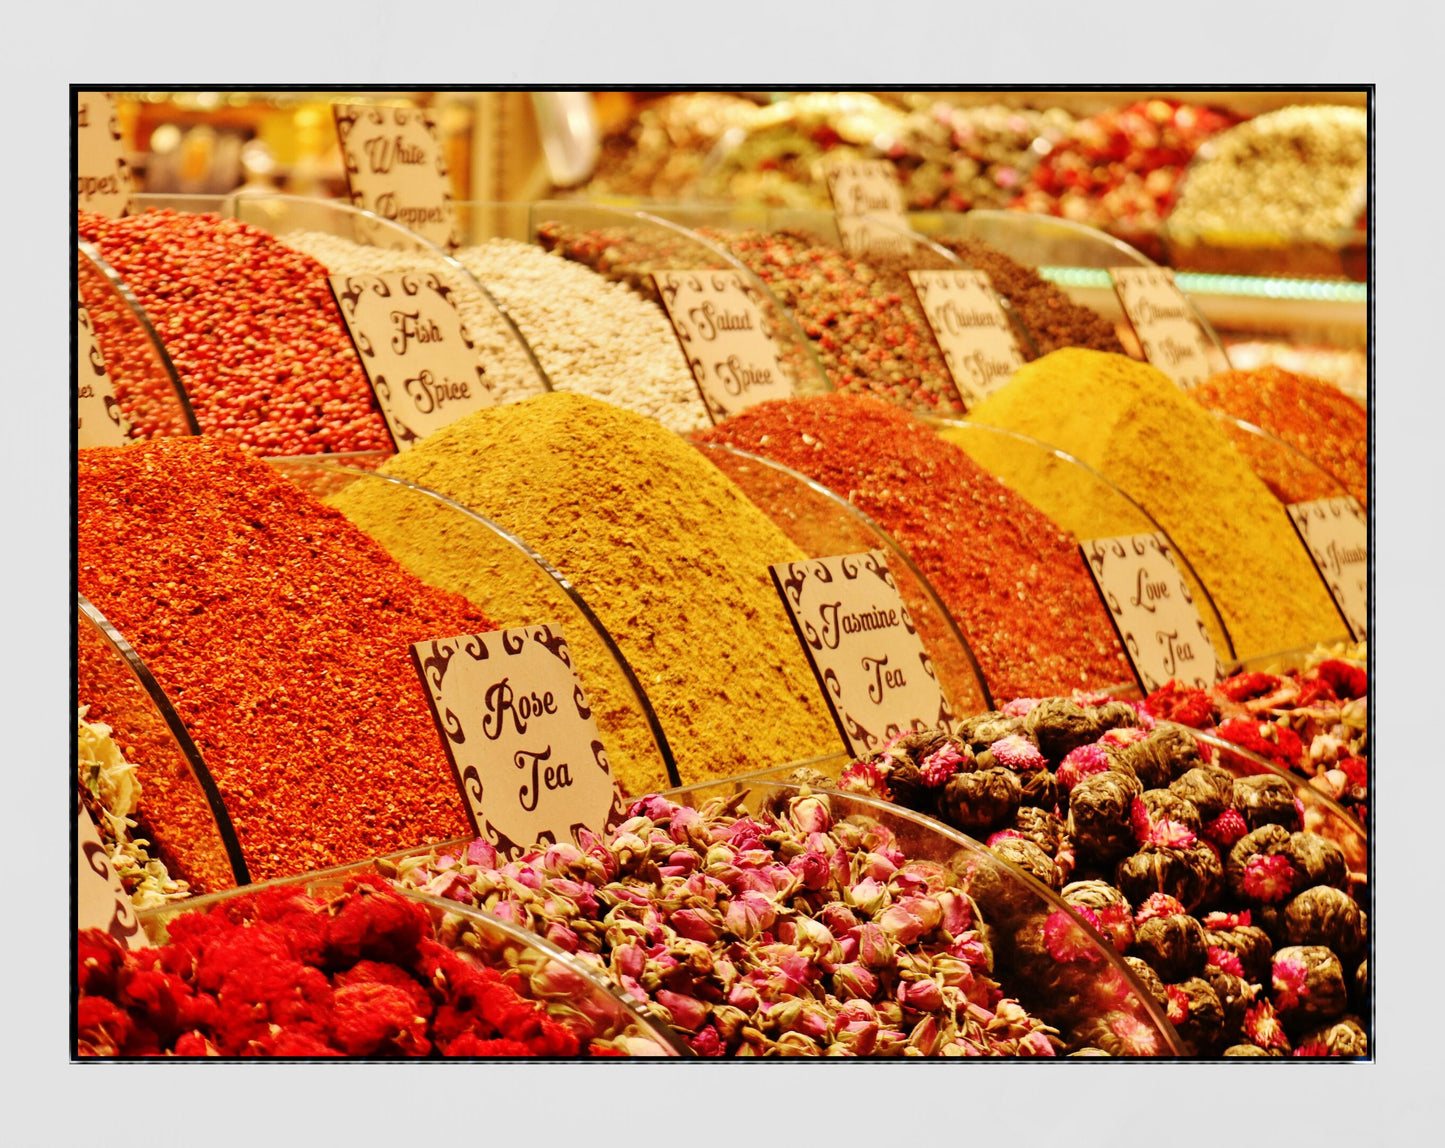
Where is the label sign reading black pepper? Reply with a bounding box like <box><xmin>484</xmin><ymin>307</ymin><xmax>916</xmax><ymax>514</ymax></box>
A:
<box><xmin>328</xmin><ymin>270</ymin><xmax>494</xmax><ymax>451</ymax></box>
<box><xmin>1110</xmin><ymin>267</ymin><xmax>1217</xmax><ymax>390</ymax></box>
<box><xmin>332</xmin><ymin>103</ymin><xmax>461</xmax><ymax>250</ymax></box>
<box><xmin>77</xmin><ymin>303</ymin><xmax>133</xmax><ymax>448</ymax></box>
<box><xmin>823</xmin><ymin>157</ymin><xmax>912</xmax><ymax>258</ymax></box>
<box><xmin>76</xmin><ymin>91</ymin><xmax>134</xmax><ymax>219</ymax></box>
<box><xmin>1080</xmin><ymin>532</ymin><xmax>1225</xmax><ymax>693</ymax></box>
<box><xmin>1286</xmin><ymin>496</ymin><xmax>1368</xmax><ymax>641</ymax></box>
<box><xmin>909</xmin><ymin>270</ymin><xmax>1026</xmax><ymax>409</ymax></box>
<box><xmin>652</xmin><ymin>270</ymin><xmax>794</xmax><ymax>424</ymax></box>
<box><xmin>770</xmin><ymin>551</ymin><xmax>956</xmax><ymax>757</ymax></box>
<box><xmin>77</xmin><ymin>804</ymin><xmax>144</xmax><ymax>950</ymax></box>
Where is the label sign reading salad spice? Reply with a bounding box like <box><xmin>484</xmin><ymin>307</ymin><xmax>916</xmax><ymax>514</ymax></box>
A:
<box><xmin>652</xmin><ymin>270</ymin><xmax>793</xmax><ymax>423</ymax></box>
<box><xmin>909</xmin><ymin>270</ymin><xmax>1026</xmax><ymax>409</ymax></box>
<box><xmin>1080</xmin><ymin>532</ymin><xmax>1225</xmax><ymax>693</ymax></box>
<box><xmin>824</xmin><ymin>157</ymin><xmax>913</xmax><ymax>257</ymax></box>
<box><xmin>332</xmin><ymin>103</ymin><xmax>461</xmax><ymax>250</ymax></box>
<box><xmin>1286</xmin><ymin>497</ymin><xmax>1368</xmax><ymax>641</ymax></box>
<box><xmin>410</xmin><ymin>625</ymin><xmax>625</xmax><ymax>860</ymax></box>
<box><xmin>1109</xmin><ymin>267</ymin><xmax>1216</xmax><ymax>390</ymax></box>
<box><xmin>76</xmin><ymin>303</ymin><xmax>133</xmax><ymax>448</ymax></box>
<box><xmin>77</xmin><ymin>804</ymin><xmax>144</xmax><ymax>950</ymax></box>
<box><xmin>770</xmin><ymin>551</ymin><xmax>956</xmax><ymax>757</ymax></box>
<box><xmin>328</xmin><ymin>270</ymin><xmax>494</xmax><ymax>451</ymax></box>
<box><xmin>76</xmin><ymin>92</ymin><xmax>134</xmax><ymax>219</ymax></box>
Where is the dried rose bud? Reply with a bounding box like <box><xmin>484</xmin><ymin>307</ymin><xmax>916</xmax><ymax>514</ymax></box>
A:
<box><xmin>656</xmin><ymin>988</ymin><xmax>710</xmax><ymax>1032</ymax></box>
<box><xmin>787</xmin><ymin>794</ymin><xmax>834</xmax><ymax>836</ymax></box>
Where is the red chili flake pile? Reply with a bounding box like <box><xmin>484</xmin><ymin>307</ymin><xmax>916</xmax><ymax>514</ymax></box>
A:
<box><xmin>77</xmin><ymin>209</ymin><xmax>392</xmax><ymax>456</ymax></box>
<box><xmin>77</xmin><ymin>438</ymin><xmax>489</xmax><ymax>881</ymax></box>
<box><xmin>694</xmin><ymin>393</ymin><xmax>1131</xmax><ymax>700</ymax></box>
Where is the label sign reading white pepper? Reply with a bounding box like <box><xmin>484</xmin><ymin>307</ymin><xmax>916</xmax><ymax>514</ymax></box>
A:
<box><xmin>1080</xmin><ymin>532</ymin><xmax>1225</xmax><ymax>693</ymax></box>
<box><xmin>909</xmin><ymin>270</ymin><xmax>1026</xmax><ymax>409</ymax></box>
<box><xmin>823</xmin><ymin>157</ymin><xmax>912</xmax><ymax>258</ymax></box>
<box><xmin>1109</xmin><ymin>267</ymin><xmax>1217</xmax><ymax>390</ymax></box>
<box><xmin>328</xmin><ymin>270</ymin><xmax>494</xmax><ymax>451</ymax></box>
<box><xmin>1286</xmin><ymin>497</ymin><xmax>1368</xmax><ymax>641</ymax></box>
<box><xmin>332</xmin><ymin>103</ymin><xmax>461</xmax><ymax>250</ymax></box>
<box><xmin>77</xmin><ymin>804</ymin><xmax>144</xmax><ymax>950</ymax></box>
<box><xmin>652</xmin><ymin>270</ymin><xmax>793</xmax><ymax>423</ymax></box>
<box><xmin>770</xmin><ymin>551</ymin><xmax>956</xmax><ymax>757</ymax></box>
<box><xmin>76</xmin><ymin>91</ymin><xmax>134</xmax><ymax>219</ymax></box>
<box><xmin>410</xmin><ymin>625</ymin><xmax>626</xmax><ymax>861</ymax></box>
<box><xmin>77</xmin><ymin>303</ymin><xmax>133</xmax><ymax>448</ymax></box>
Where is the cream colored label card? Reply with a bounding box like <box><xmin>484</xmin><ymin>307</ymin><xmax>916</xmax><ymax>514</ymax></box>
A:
<box><xmin>77</xmin><ymin>92</ymin><xmax>134</xmax><ymax>218</ymax></box>
<box><xmin>77</xmin><ymin>303</ymin><xmax>133</xmax><ymax>448</ymax></box>
<box><xmin>332</xmin><ymin>103</ymin><xmax>461</xmax><ymax>250</ymax></box>
<box><xmin>1110</xmin><ymin>266</ymin><xmax>1216</xmax><ymax>389</ymax></box>
<box><xmin>77</xmin><ymin>805</ymin><xmax>145</xmax><ymax>950</ymax></box>
<box><xmin>1287</xmin><ymin>497</ymin><xmax>1368</xmax><ymax>641</ymax></box>
<box><xmin>909</xmin><ymin>269</ymin><xmax>1026</xmax><ymax>409</ymax></box>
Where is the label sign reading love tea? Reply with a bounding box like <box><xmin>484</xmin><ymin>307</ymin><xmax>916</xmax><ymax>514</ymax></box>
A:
<box><xmin>652</xmin><ymin>270</ymin><xmax>793</xmax><ymax>423</ymax></box>
<box><xmin>909</xmin><ymin>270</ymin><xmax>1026</xmax><ymax>409</ymax></box>
<box><xmin>77</xmin><ymin>803</ymin><xmax>144</xmax><ymax>950</ymax></box>
<box><xmin>329</xmin><ymin>270</ymin><xmax>494</xmax><ymax>451</ymax></box>
<box><xmin>77</xmin><ymin>303</ymin><xmax>133</xmax><ymax>448</ymax></box>
<box><xmin>1110</xmin><ymin>267</ymin><xmax>1217</xmax><ymax>390</ymax></box>
<box><xmin>332</xmin><ymin>103</ymin><xmax>461</xmax><ymax>250</ymax></box>
<box><xmin>770</xmin><ymin>551</ymin><xmax>956</xmax><ymax>757</ymax></box>
<box><xmin>76</xmin><ymin>91</ymin><xmax>134</xmax><ymax>219</ymax></box>
<box><xmin>410</xmin><ymin>625</ymin><xmax>626</xmax><ymax>860</ymax></box>
<box><xmin>1080</xmin><ymin>532</ymin><xmax>1225</xmax><ymax>693</ymax></box>
<box><xmin>824</xmin><ymin>158</ymin><xmax>913</xmax><ymax>258</ymax></box>
<box><xmin>1287</xmin><ymin>496</ymin><xmax>1368</xmax><ymax>641</ymax></box>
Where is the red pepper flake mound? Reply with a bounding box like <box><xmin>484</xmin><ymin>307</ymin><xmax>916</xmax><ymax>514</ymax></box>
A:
<box><xmin>77</xmin><ymin>438</ymin><xmax>489</xmax><ymax>881</ymax></box>
<box><xmin>694</xmin><ymin>392</ymin><xmax>1131</xmax><ymax>700</ymax></box>
<box><xmin>77</xmin><ymin>209</ymin><xmax>392</xmax><ymax>456</ymax></box>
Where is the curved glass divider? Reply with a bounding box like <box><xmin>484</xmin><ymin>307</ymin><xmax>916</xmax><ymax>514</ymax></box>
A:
<box><xmin>694</xmin><ymin>440</ymin><xmax>992</xmax><ymax>717</ymax></box>
<box><xmin>77</xmin><ymin>594</ymin><xmax>249</xmax><ymax>894</ymax></box>
<box><xmin>1208</xmin><ymin>408</ymin><xmax>1363</xmax><ymax>511</ymax></box>
<box><xmin>77</xmin><ymin>242</ymin><xmax>197</xmax><ymax>440</ymax></box>
<box><xmin>271</xmin><ymin>458</ymin><xmax>680</xmax><ymax>795</ymax></box>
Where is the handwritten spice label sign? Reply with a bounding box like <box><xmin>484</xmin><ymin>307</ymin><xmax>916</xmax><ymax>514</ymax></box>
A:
<box><xmin>410</xmin><ymin>625</ymin><xmax>625</xmax><ymax>860</ymax></box>
<box><xmin>771</xmin><ymin>551</ymin><xmax>955</xmax><ymax>756</ymax></box>
<box><xmin>77</xmin><ymin>804</ymin><xmax>144</xmax><ymax>950</ymax></box>
<box><xmin>76</xmin><ymin>91</ymin><xmax>134</xmax><ymax>219</ymax></box>
<box><xmin>1287</xmin><ymin>497</ymin><xmax>1368</xmax><ymax>641</ymax></box>
<box><xmin>652</xmin><ymin>270</ymin><xmax>793</xmax><ymax>423</ymax></box>
<box><xmin>329</xmin><ymin>270</ymin><xmax>494</xmax><ymax>450</ymax></box>
<box><xmin>1081</xmin><ymin>532</ymin><xmax>1225</xmax><ymax>692</ymax></box>
<box><xmin>824</xmin><ymin>157</ymin><xmax>913</xmax><ymax>258</ymax></box>
<box><xmin>332</xmin><ymin>103</ymin><xmax>461</xmax><ymax>250</ymax></box>
<box><xmin>909</xmin><ymin>270</ymin><xmax>1026</xmax><ymax>409</ymax></box>
<box><xmin>77</xmin><ymin>303</ymin><xmax>132</xmax><ymax>448</ymax></box>
<box><xmin>1110</xmin><ymin>267</ymin><xmax>1217</xmax><ymax>390</ymax></box>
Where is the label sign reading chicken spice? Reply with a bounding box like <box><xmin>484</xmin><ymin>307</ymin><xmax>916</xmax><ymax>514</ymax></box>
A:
<box><xmin>770</xmin><ymin>551</ymin><xmax>956</xmax><ymax>757</ymax></box>
<box><xmin>328</xmin><ymin>270</ymin><xmax>495</xmax><ymax>451</ymax></box>
<box><xmin>909</xmin><ymin>270</ymin><xmax>1026</xmax><ymax>409</ymax></box>
<box><xmin>332</xmin><ymin>103</ymin><xmax>461</xmax><ymax>250</ymax></box>
<box><xmin>824</xmin><ymin>158</ymin><xmax>913</xmax><ymax>258</ymax></box>
<box><xmin>76</xmin><ymin>91</ymin><xmax>134</xmax><ymax>219</ymax></box>
<box><xmin>410</xmin><ymin>625</ymin><xmax>626</xmax><ymax>860</ymax></box>
<box><xmin>76</xmin><ymin>303</ymin><xmax>133</xmax><ymax>448</ymax></box>
<box><xmin>652</xmin><ymin>270</ymin><xmax>794</xmax><ymax>423</ymax></box>
<box><xmin>1109</xmin><ymin>267</ymin><xmax>1217</xmax><ymax>390</ymax></box>
<box><xmin>1080</xmin><ymin>532</ymin><xmax>1225</xmax><ymax>693</ymax></box>
<box><xmin>77</xmin><ymin>804</ymin><xmax>144</xmax><ymax>950</ymax></box>
<box><xmin>1286</xmin><ymin>497</ymin><xmax>1368</xmax><ymax>641</ymax></box>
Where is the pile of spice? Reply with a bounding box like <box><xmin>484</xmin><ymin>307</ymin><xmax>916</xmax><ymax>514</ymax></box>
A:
<box><xmin>370</xmin><ymin>393</ymin><xmax>838</xmax><ymax>787</ymax></box>
<box><xmin>836</xmin><ymin>699</ymin><xmax>1369</xmax><ymax>1056</ymax></box>
<box><xmin>964</xmin><ymin>349</ymin><xmax>1346</xmax><ymax>658</ymax></box>
<box><xmin>78</xmin><ymin>210</ymin><xmax>391</xmax><ymax>456</ymax></box>
<box><xmin>78</xmin><ymin>437</ymin><xmax>491</xmax><ymax>882</ymax></box>
<box><xmin>695</xmin><ymin>393</ymin><xmax>1131</xmax><ymax>701</ymax></box>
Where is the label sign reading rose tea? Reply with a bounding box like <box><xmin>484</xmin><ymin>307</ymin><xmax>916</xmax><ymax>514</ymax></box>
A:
<box><xmin>1080</xmin><ymin>532</ymin><xmax>1225</xmax><ymax>693</ymax></box>
<box><xmin>77</xmin><ymin>803</ymin><xmax>144</xmax><ymax>950</ymax></box>
<box><xmin>328</xmin><ymin>270</ymin><xmax>494</xmax><ymax>450</ymax></box>
<box><xmin>770</xmin><ymin>551</ymin><xmax>956</xmax><ymax>757</ymax></box>
<box><xmin>909</xmin><ymin>270</ymin><xmax>1026</xmax><ymax>409</ymax></box>
<box><xmin>652</xmin><ymin>270</ymin><xmax>793</xmax><ymax>423</ymax></box>
<box><xmin>410</xmin><ymin>625</ymin><xmax>625</xmax><ymax>860</ymax></box>
<box><xmin>332</xmin><ymin>103</ymin><xmax>461</xmax><ymax>250</ymax></box>
<box><xmin>76</xmin><ymin>92</ymin><xmax>134</xmax><ymax>219</ymax></box>
<box><xmin>823</xmin><ymin>157</ymin><xmax>912</xmax><ymax>258</ymax></box>
<box><xmin>1286</xmin><ymin>497</ymin><xmax>1368</xmax><ymax>641</ymax></box>
<box><xmin>1109</xmin><ymin>267</ymin><xmax>1217</xmax><ymax>390</ymax></box>
<box><xmin>77</xmin><ymin>303</ymin><xmax>133</xmax><ymax>448</ymax></box>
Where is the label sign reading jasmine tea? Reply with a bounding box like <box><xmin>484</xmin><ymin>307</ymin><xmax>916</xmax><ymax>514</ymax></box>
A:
<box><xmin>824</xmin><ymin>157</ymin><xmax>912</xmax><ymax>257</ymax></box>
<box><xmin>770</xmin><ymin>551</ymin><xmax>956</xmax><ymax>757</ymax></box>
<box><xmin>410</xmin><ymin>625</ymin><xmax>625</xmax><ymax>859</ymax></box>
<box><xmin>328</xmin><ymin>270</ymin><xmax>494</xmax><ymax>451</ymax></box>
<box><xmin>1109</xmin><ymin>267</ymin><xmax>1216</xmax><ymax>390</ymax></box>
<box><xmin>332</xmin><ymin>103</ymin><xmax>461</xmax><ymax>250</ymax></box>
<box><xmin>653</xmin><ymin>269</ymin><xmax>793</xmax><ymax>423</ymax></box>
<box><xmin>77</xmin><ymin>303</ymin><xmax>133</xmax><ymax>448</ymax></box>
<box><xmin>76</xmin><ymin>91</ymin><xmax>134</xmax><ymax>218</ymax></box>
<box><xmin>909</xmin><ymin>270</ymin><xmax>1026</xmax><ymax>409</ymax></box>
<box><xmin>1080</xmin><ymin>532</ymin><xmax>1225</xmax><ymax>693</ymax></box>
<box><xmin>78</xmin><ymin>804</ymin><xmax>144</xmax><ymax>950</ymax></box>
<box><xmin>1287</xmin><ymin>497</ymin><xmax>1368</xmax><ymax>641</ymax></box>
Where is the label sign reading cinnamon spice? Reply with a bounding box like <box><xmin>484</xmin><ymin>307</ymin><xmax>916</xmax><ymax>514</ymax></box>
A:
<box><xmin>1286</xmin><ymin>497</ymin><xmax>1368</xmax><ymax>641</ymax></box>
<box><xmin>1110</xmin><ymin>267</ymin><xmax>1217</xmax><ymax>390</ymax></box>
<box><xmin>652</xmin><ymin>269</ymin><xmax>794</xmax><ymax>424</ymax></box>
<box><xmin>1080</xmin><ymin>532</ymin><xmax>1225</xmax><ymax>692</ymax></box>
<box><xmin>909</xmin><ymin>270</ymin><xmax>1026</xmax><ymax>409</ymax></box>
<box><xmin>770</xmin><ymin>551</ymin><xmax>956</xmax><ymax>756</ymax></box>
<box><xmin>410</xmin><ymin>625</ymin><xmax>625</xmax><ymax>860</ymax></box>
<box><xmin>77</xmin><ymin>803</ymin><xmax>144</xmax><ymax>950</ymax></box>
<box><xmin>328</xmin><ymin>270</ymin><xmax>494</xmax><ymax>451</ymax></box>
<box><xmin>76</xmin><ymin>91</ymin><xmax>134</xmax><ymax>218</ymax></box>
<box><xmin>824</xmin><ymin>157</ymin><xmax>912</xmax><ymax>257</ymax></box>
<box><xmin>77</xmin><ymin>303</ymin><xmax>133</xmax><ymax>448</ymax></box>
<box><xmin>332</xmin><ymin>103</ymin><xmax>461</xmax><ymax>250</ymax></box>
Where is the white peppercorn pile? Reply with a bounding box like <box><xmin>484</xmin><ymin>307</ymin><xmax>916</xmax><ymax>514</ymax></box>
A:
<box><xmin>456</xmin><ymin>239</ymin><xmax>711</xmax><ymax>435</ymax></box>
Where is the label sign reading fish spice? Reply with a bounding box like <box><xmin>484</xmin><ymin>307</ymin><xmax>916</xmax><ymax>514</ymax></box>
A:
<box><xmin>410</xmin><ymin>625</ymin><xmax>625</xmax><ymax>860</ymax></box>
<box><xmin>770</xmin><ymin>551</ymin><xmax>956</xmax><ymax>756</ymax></box>
<box><xmin>76</xmin><ymin>91</ymin><xmax>134</xmax><ymax>219</ymax></box>
<box><xmin>1286</xmin><ymin>497</ymin><xmax>1368</xmax><ymax>641</ymax></box>
<box><xmin>909</xmin><ymin>270</ymin><xmax>1026</xmax><ymax>409</ymax></box>
<box><xmin>77</xmin><ymin>803</ymin><xmax>145</xmax><ymax>950</ymax></box>
<box><xmin>77</xmin><ymin>303</ymin><xmax>133</xmax><ymax>448</ymax></box>
<box><xmin>332</xmin><ymin>103</ymin><xmax>461</xmax><ymax>250</ymax></box>
<box><xmin>1110</xmin><ymin>267</ymin><xmax>1217</xmax><ymax>390</ymax></box>
<box><xmin>653</xmin><ymin>269</ymin><xmax>794</xmax><ymax>424</ymax></box>
<box><xmin>1080</xmin><ymin>532</ymin><xmax>1225</xmax><ymax>693</ymax></box>
<box><xmin>824</xmin><ymin>157</ymin><xmax>913</xmax><ymax>258</ymax></box>
<box><xmin>329</xmin><ymin>270</ymin><xmax>494</xmax><ymax>451</ymax></box>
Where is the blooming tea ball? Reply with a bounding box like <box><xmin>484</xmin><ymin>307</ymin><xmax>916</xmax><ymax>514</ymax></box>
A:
<box><xmin>1282</xmin><ymin>885</ymin><xmax>1367</xmax><ymax>962</ymax></box>
<box><xmin>1168</xmin><ymin>767</ymin><xmax>1236</xmax><ymax>823</ymax></box>
<box><xmin>1024</xmin><ymin>698</ymin><xmax>1105</xmax><ymax>760</ymax></box>
<box><xmin>1299</xmin><ymin>1016</ymin><xmax>1368</xmax><ymax>1057</ymax></box>
<box><xmin>1271</xmin><ymin>944</ymin><xmax>1349</xmax><ymax>1030</ymax></box>
<box><xmin>1167</xmin><ymin>976</ymin><xmax>1225</xmax><ymax>1056</ymax></box>
<box><xmin>939</xmin><ymin>767</ymin><xmax>1021</xmax><ymax>836</ymax></box>
<box><xmin>1068</xmin><ymin>770</ymin><xmax>1144</xmax><ymax>863</ymax></box>
<box><xmin>1133</xmin><ymin>912</ymin><xmax>1207</xmax><ymax>982</ymax></box>
<box><xmin>1232</xmin><ymin>774</ymin><xmax>1302</xmax><ymax>832</ymax></box>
